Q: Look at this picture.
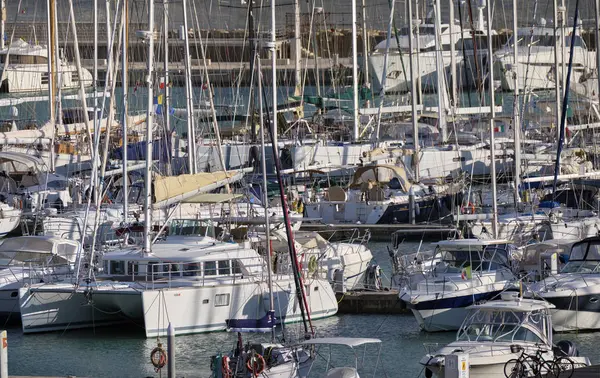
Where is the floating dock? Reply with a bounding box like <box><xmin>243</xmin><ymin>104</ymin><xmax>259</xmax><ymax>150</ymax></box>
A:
<box><xmin>336</xmin><ymin>290</ymin><xmax>409</xmax><ymax>314</ymax></box>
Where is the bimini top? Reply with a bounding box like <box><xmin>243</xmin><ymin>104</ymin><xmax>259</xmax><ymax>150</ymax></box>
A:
<box><xmin>0</xmin><ymin>39</ymin><xmax>48</xmax><ymax>57</ymax></box>
<box><xmin>349</xmin><ymin>165</ymin><xmax>411</xmax><ymax>192</ymax></box>
<box><xmin>301</xmin><ymin>337</ymin><xmax>381</xmax><ymax>348</ymax></box>
<box><xmin>0</xmin><ymin>151</ymin><xmax>47</xmax><ymax>173</ymax></box>
<box><xmin>434</xmin><ymin>239</ymin><xmax>512</xmax><ymax>250</ymax></box>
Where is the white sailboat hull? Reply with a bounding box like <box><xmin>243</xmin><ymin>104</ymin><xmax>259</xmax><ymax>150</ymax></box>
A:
<box><xmin>1</xmin><ymin>64</ymin><xmax>92</xmax><ymax>93</ymax></box>
<box><xmin>19</xmin><ymin>278</ymin><xmax>338</xmax><ymax>337</ymax></box>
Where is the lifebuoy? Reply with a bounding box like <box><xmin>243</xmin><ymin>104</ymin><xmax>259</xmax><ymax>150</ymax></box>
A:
<box><xmin>150</xmin><ymin>346</ymin><xmax>167</xmax><ymax>369</ymax></box>
<box><xmin>246</xmin><ymin>353</ymin><xmax>266</xmax><ymax>376</ymax></box>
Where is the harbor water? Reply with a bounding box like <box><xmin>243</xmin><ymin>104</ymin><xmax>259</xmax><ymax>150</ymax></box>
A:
<box><xmin>6</xmin><ymin>242</ymin><xmax>600</xmax><ymax>378</ymax></box>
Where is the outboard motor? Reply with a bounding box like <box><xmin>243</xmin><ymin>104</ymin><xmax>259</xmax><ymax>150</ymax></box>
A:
<box><xmin>554</xmin><ymin>340</ymin><xmax>580</xmax><ymax>357</ymax></box>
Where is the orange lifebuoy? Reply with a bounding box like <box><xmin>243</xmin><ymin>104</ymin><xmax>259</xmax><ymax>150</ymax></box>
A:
<box><xmin>102</xmin><ymin>195</ymin><xmax>112</xmax><ymax>204</ymax></box>
<box><xmin>246</xmin><ymin>353</ymin><xmax>265</xmax><ymax>376</ymax></box>
<box><xmin>150</xmin><ymin>346</ymin><xmax>167</xmax><ymax>369</ymax></box>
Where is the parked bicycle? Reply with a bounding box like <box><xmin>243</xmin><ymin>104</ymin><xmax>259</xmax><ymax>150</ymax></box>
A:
<box><xmin>504</xmin><ymin>344</ymin><xmax>560</xmax><ymax>378</ymax></box>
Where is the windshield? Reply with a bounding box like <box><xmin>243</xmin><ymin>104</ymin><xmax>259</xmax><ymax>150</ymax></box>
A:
<box><xmin>436</xmin><ymin>244</ymin><xmax>509</xmax><ymax>272</ymax></box>
<box><xmin>561</xmin><ymin>240</ymin><xmax>600</xmax><ymax>273</ymax></box>
<box><xmin>508</xmin><ymin>34</ymin><xmax>585</xmax><ymax>48</ymax></box>
<box><xmin>457</xmin><ymin>309</ymin><xmax>547</xmax><ymax>344</ymax></box>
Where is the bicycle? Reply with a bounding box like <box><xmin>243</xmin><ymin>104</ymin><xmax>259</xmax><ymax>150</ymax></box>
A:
<box><xmin>504</xmin><ymin>345</ymin><xmax>560</xmax><ymax>378</ymax></box>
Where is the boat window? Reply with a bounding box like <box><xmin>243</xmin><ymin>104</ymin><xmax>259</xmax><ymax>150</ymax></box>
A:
<box><xmin>458</xmin><ymin>309</ymin><xmax>545</xmax><ymax>344</ymax></box>
<box><xmin>127</xmin><ymin>261</ymin><xmax>138</xmax><ymax>275</ymax></box>
<box><xmin>566</xmin><ymin>36</ymin><xmax>585</xmax><ymax>48</ymax></box>
<box><xmin>147</xmin><ymin>261</ymin><xmax>159</xmax><ymax>275</ymax></box>
<box><xmin>456</xmin><ymin>37</ymin><xmax>488</xmax><ymax>50</ymax></box>
<box><xmin>561</xmin><ymin>260</ymin><xmax>600</xmax><ymax>274</ymax></box>
<box><xmin>398</xmin><ymin>26</ymin><xmax>436</xmax><ymax>35</ymax></box>
<box><xmin>215</xmin><ymin>293</ymin><xmax>230</xmax><ymax>307</ymax></box>
<box><xmin>110</xmin><ymin>261</ymin><xmax>125</xmax><ymax>275</ymax></box>
<box><xmin>204</xmin><ymin>261</ymin><xmax>217</xmax><ymax>276</ymax></box>
<box><xmin>569</xmin><ymin>242</ymin><xmax>586</xmax><ymax>260</ymax></box>
<box><xmin>218</xmin><ymin>260</ymin><xmax>231</xmax><ymax>275</ymax></box>
<box><xmin>232</xmin><ymin>260</ymin><xmax>243</xmax><ymax>274</ymax></box>
<box><xmin>586</xmin><ymin>243</ymin><xmax>600</xmax><ymax>260</ymax></box>
<box><xmin>183</xmin><ymin>262</ymin><xmax>200</xmax><ymax>276</ymax></box>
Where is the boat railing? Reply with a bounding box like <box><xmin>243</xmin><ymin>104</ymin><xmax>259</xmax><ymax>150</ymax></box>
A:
<box><xmin>146</xmin><ymin>257</ymin><xmax>271</xmax><ymax>290</ymax></box>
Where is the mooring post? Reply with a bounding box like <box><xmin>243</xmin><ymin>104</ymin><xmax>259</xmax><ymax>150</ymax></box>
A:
<box><xmin>0</xmin><ymin>330</ymin><xmax>7</xmax><ymax>378</ymax></box>
<box><xmin>167</xmin><ymin>323</ymin><xmax>175</xmax><ymax>378</ymax></box>
<box><xmin>409</xmin><ymin>187</ymin><xmax>416</xmax><ymax>224</ymax></box>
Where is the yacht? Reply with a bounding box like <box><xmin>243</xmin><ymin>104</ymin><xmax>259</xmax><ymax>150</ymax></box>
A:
<box><xmin>303</xmin><ymin>165</ymin><xmax>460</xmax><ymax>225</ymax></box>
<box><xmin>18</xmin><ymin>234</ymin><xmax>339</xmax><ymax>337</ymax></box>
<box><xmin>421</xmin><ymin>292</ymin><xmax>590</xmax><ymax>377</ymax></box>
<box><xmin>367</xmin><ymin>4</ymin><xmax>492</xmax><ymax>93</ymax></box>
<box><xmin>494</xmin><ymin>21</ymin><xmax>594</xmax><ymax>92</ymax></box>
<box><xmin>0</xmin><ymin>236</ymin><xmax>79</xmax><ymax>319</ymax></box>
<box><xmin>527</xmin><ymin>236</ymin><xmax>600</xmax><ymax>332</ymax></box>
<box><xmin>399</xmin><ymin>239</ymin><xmax>517</xmax><ymax>332</ymax></box>
<box><xmin>0</xmin><ymin>39</ymin><xmax>92</xmax><ymax>93</ymax></box>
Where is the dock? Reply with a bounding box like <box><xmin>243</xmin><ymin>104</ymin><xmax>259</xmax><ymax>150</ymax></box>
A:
<box><xmin>557</xmin><ymin>365</ymin><xmax>600</xmax><ymax>377</ymax></box>
<box><xmin>336</xmin><ymin>290</ymin><xmax>409</xmax><ymax>314</ymax></box>
<box><xmin>300</xmin><ymin>223</ymin><xmax>458</xmax><ymax>241</ymax></box>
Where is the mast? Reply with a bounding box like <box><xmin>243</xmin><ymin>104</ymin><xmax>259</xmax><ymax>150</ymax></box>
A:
<box><xmin>448</xmin><ymin>0</ymin><xmax>457</xmax><ymax>106</ymax></box>
<box><xmin>595</xmin><ymin>0</ymin><xmax>600</xmax><ymax>107</ymax></box>
<box><xmin>553</xmin><ymin>0</ymin><xmax>581</xmax><ymax>198</ymax></box>
<box><xmin>361</xmin><ymin>0</ymin><xmax>369</xmax><ymax>89</ymax></box>
<box><xmin>144</xmin><ymin>0</ymin><xmax>155</xmax><ymax>253</ymax></box>
<box><xmin>46</xmin><ymin>0</ymin><xmax>57</xmax><ymax>135</ymax></box>
<box><xmin>182</xmin><ymin>0</ymin><xmax>196</xmax><ymax>174</ymax></box>
<box><xmin>486</xmin><ymin>0</ymin><xmax>498</xmax><ymax>238</ymax></box>
<box><xmin>122</xmin><ymin>0</ymin><xmax>129</xmax><ymax>220</ymax></box>
<box><xmin>257</xmin><ymin>58</ymin><xmax>275</xmax><ymax>343</ymax></box>
<box><xmin>93</xmin><ymin>0</ymin><xmax>98</xmax><ymax>173</ymax></box>
<box><xmin>351</xmin><ymin>0</ymin><xmax>359</xmax><ymax>141</ymax></box>
<box><xmin>512</xmin><ymin>0</ymin><xmax>521</xmax><ymax>203</ymax></box>
<box><xmin>0</xmin><ymin>0</ymin><xmax>5</xmax><ymax>50</ymax></box>
<box><xmin>415</xmin><ymin>0</ymin><xmax>422</xmax><ymax>103</ymax></box>
<box><xmin>293</xmin><ymin>0</ymin><xmax>301</xmax><ymax>95</ymax></box>
<box><xmin>162</xmin><ymin>0</ymin><xmax>170</xmax><ymax>154</ymax></box>
<box><xmin>51</xmin><ymin>0</ymin><xmax>61</xmax><ymax>172</ymax></box>
<box><xmin>375</xmin><ymin>0</ymin><xmax>395</xmax><ymax>140</ymax></box>
<box><xmin>553</xmin><ymin>0</ymin><xmax>562</xmax><ymax>138</ymax></box>
<box><xmin>271</xmin><ymin>0</ymin><xmax>279</xmax><ymax>146</ymax></box>
<box><xmin>408</xmin><ymin>0</ymin><xmax>419</xmax><ymax>182</ymax></box>
<box><xmin>433</xmin><ymin>0</ymin><xmax>447</xmax><ymax>142</ymax></box>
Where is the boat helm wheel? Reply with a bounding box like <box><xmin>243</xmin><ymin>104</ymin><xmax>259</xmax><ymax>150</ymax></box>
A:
<box><xmin>150</xmin><ymin>344</ymin><xmax>167</xmax><ymax>371</ymax></box>
<box><xmin>246</xmin><ymin>353</ymin><xmax>266</xmax><ymax>376</ymax></box>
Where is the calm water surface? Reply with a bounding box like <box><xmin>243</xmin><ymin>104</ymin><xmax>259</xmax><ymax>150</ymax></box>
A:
<box><xmin>6</xmin><ymin>242</ymin><xmax>600</xmax><ymax>377</ymax></box>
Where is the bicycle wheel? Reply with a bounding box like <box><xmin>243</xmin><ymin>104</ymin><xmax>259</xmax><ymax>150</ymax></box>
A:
<box><xmin>504</xmin><ymin>359</ymin><xmax>524</xmax><ymax>378</ymax></box>
<box><xmin>554</xmin><ymin>357</ymin><xmax>575</xmax><ymax>378</ymax></box>
<box><xmin>536</xmin><ymin>361</ymin><xmax>560</xmax><ymax>378</ymax></box>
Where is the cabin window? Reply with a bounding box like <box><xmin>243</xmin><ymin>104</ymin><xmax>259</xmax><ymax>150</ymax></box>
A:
<box><xmin>127</xmin><ymin>261</ymin><xmax>139</xmax><ymax>275</ymax></box>
<box><xmin>183</xmin><ymin>262</ymin><xmax>200</xmax><ymax>276</ymax></box>
<box><xmin>587</xmin><ymin>243</ymin><xmax>600</xmax><ymax>260</ymax></box>
<box><xmin>147</xmin><ymin>261</ymin><xmax>159</xmax><ymax>276</ymax></box>
<box><xmin>232</xmin><ymin>260</ymin><xmax>242</xmax><ymax>274</ymax></box>
<box><xmin>218</xmin><ymin>260</ymin><xmax>231</xmax><ymax>275</ymax></box>
<box><xmin>110</xmin><ymin>261</ymin><xmax>125</xmax><ymax>275</ymax></box>
<box><xmin>214</xmin><ymin>293</ymin><xmax>230</xmax><ymax>307</ymax></box>
<box><xmin>570</xmin><ymin>243</ymin><xmax>586</xmax><ymax>260</ymax></box>
<box><xmin>204</xmin><ymin>261</ymin><xmax>217</xmax><ymax>276</ymax></box>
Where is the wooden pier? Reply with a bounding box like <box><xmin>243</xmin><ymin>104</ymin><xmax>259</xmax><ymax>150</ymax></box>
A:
<box><xmin>336</xmin><ymin>290</ymin><xmax>409</xmax><ymax>314</ymax></box>
<box><xmin>556</xmin><ymin>365</ymin><xmax>600</xmax><ymax>377</ymax></box>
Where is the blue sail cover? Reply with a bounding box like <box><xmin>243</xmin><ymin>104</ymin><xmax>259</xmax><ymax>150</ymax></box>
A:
<box><xmin>112</xmin><ymin>137</ymin><xmax>172</xmax><ymax>163</ymax></box>
<box><xmin>226</xmin><ymin>311</ymin><xmax>275</xmax><ymax>333</ymax></box>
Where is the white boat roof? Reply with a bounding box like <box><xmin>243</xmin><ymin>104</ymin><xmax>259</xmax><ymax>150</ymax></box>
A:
<box><xmin>301</xmin><ymin>337</ymin><xmax>381</xmax><ymax>348</ymax></box>
<box><xmin>469</xmin><ymin>298</ymin><xmax>555</xmax><ymax>312</ymax></box>
<box><xmin>0</xmin><ymin>151</ymin><xmax>47</xmax><ymax>172</ymax></box>
<box><xmin>434</xmin><ymin>239</ymin><xmax>512</xmax><ymax>249</ymax></box>
<box><xmin>0</xmin><ymin>39</ymin><xmax>48</xmax><ymax>56</ymax></box>
<box><xmin>103</xmin><ymin>236</ymin><xmax>258</xmax><ymax>262</ymax></box>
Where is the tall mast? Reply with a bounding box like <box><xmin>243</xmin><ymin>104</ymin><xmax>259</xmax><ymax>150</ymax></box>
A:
<box><xmin>293</xmin><ymin>0</ymin><xmax>301</xmax><ymax>95</ymax></box>
<box><xmin>271</xmin><ymin>0</ymin><xmax>279</xmax><ymax>146</ymax></box>
<box><xmin>144</xmin><ymin>0</ymin><xmax>155</xmax><ymax>253</ymax></box>
<box><xmin>361</xmin><ymin>0</ymin><xmax>369</xmax><ymax>89</ymax></box>
<box><xmin>512</xmin><ymin>0</ymin><xmax>522</xmax><ymax>203</ymax></box>
<box><xmin>182</xmin><ymin>0</ymin><xmax>196</xmax><ymax>174</ymax></box>
<box><xmin>595</xmin><ymin>0</ymin><xmax>600</xmax><ymax>108</ymax></box>
<box><xmin>486</xmin><ymin>0</ymin><xmax>498</xmax><ymax>238</ymax></box>
<box><xmin>257</xmin><ymin>57</ymin><xmax>275</xmax><ymax>343</ymax></box>
<box><xmin>0</xmin><ymin>0</ymin><xmax>5</xmax><ymax>50</ymax></box>
<box><xmin>93</xmin><ymin>0</ymin><xmax>98</xmax><ymax>172</ymax></box>
<box><xmin>448</xmin><ymin>0</ymin><xmax>457</xmax><ymax>106</ymax></box>
<box><xmin>351</xmin><ymin>0</ymin><xmax>359</xmax><ymax>141</ymax></box>
<box><xmin>433</xmin><ymin>0</ymin><xmax>447</xmax><ymax>142</ymax></box>
<box><xmin>553</xmin><ymin>0</ymin><xmax>562</xmax><ymax>138</ymax></box>
<box><xmin>122</xmin><ymin>0</ymin><xmax>129</xmax><ymax>220</ymax></box>
<box><xmin>375</xmin><ymin>0</ymin><xmax>395</xmax><ymax>140</ymax></box>
<box><xmin>46</xmin><ymin>0</ymin><xmax>57</xmax><ymax>133</ymax></box>
<box><xmin>162</xmin><ymin>0</ymin><xmax>170</xmax><ymax>146</ymax></box>
<box><xmin>415</xmin><ymin>0</ymin><xmax>422</xmax><ymax>103</ymax></box>
<box><xmin>408</xmin><ymin>0</ymin><xmax>419</xmax><ymax>182</ymax></box>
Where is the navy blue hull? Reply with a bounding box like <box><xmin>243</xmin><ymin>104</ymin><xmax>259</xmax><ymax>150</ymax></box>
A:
<box><xmin>377</xmin><ymin>193</ymin><xmax>458</xmax><ymax>224</ymax></box>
